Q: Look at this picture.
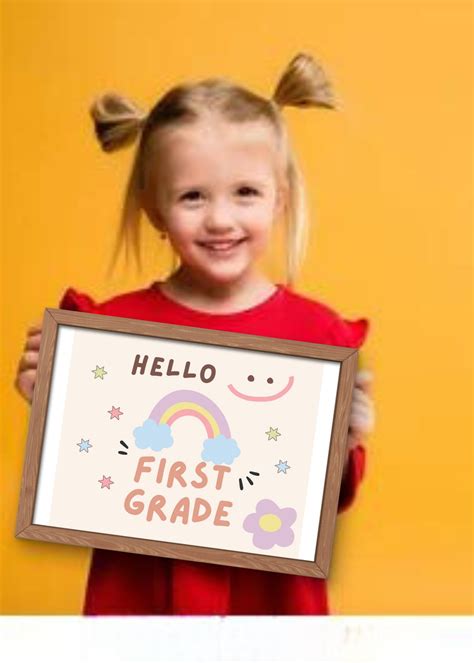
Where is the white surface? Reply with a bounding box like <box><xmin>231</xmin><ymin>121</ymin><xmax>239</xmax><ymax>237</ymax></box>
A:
<box><xmin>0</xmin><ymin>616</ymin><xmax>472</xmax><ymax>662</ymax></box>
<box><xmin>33</xmin><ymin>326</ymin><xmax>75</xmax><ymax>525</ymax></box>
<box><xmin>298</xmin><ymin>360</ymin><xmax>340</xmax><ymax>560</ymax></box>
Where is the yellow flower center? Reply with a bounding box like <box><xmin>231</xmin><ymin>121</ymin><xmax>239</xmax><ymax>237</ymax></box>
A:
<box><xmin>258</xmin><ymin>514</ymin><xmax>282</xmax><ymax>533</ymax></box>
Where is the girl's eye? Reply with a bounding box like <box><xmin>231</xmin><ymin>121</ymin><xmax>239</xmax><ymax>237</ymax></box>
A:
<box><xmin>180</xmin><ymin>190</ymin><xmax>203</xmax><ymax>202</ymax></box>
<box><xmin>238</xmin><ymin>186</ymin><xmax>259</xmax><ymax>197</ymax></box>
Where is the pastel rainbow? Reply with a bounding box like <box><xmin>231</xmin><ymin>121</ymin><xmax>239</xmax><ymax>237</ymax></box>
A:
<box><xmin>149</xmin><ymin>389</ymin><xmax>231</xmax><ymax>439</ymax></box>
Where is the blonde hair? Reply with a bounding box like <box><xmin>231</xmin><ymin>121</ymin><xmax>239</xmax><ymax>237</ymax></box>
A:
<box><xmin>89</xmin><ymin>52</ymin><xmax>338</xmax><ymax>286</ymax></box>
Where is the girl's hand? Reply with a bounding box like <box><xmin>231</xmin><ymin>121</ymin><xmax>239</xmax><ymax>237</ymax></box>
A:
<box><xmin>343</xmin><ymin>368</ymin><xmax>375</xmax><ymax>475</ymax></box>
<box><xmin>15</xmin><ymin>323</ymin><xmax>42</xmax><ymax>404</ymax></box>
<box><xmin>348</xmin><ymin>368</ymin><xmax>375</xmax><ymax>440</ymax></box>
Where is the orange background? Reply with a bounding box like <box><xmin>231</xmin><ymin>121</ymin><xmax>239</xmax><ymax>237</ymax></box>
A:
<box><xmin>1</xmin><ymin>0</ymin><xmax>472</xmax><ymax>614</ymax></box>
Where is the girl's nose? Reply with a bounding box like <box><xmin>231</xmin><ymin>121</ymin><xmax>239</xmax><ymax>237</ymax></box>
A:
<box><xmin>204</xmin><ymin>200</ymin><xmax>235</xmax><ymax>232</ymax></box>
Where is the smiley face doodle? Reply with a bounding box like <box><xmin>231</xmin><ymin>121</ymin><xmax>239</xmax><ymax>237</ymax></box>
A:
<box><xmin>227</xmin><ymin>374</ymin><xmax>294</xmax><ymax>402</ymax></box>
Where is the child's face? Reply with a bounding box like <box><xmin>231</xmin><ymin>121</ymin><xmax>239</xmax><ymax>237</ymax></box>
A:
<box><xmin>143</xmin><ymin>117</ymin><xmax>287</xmax><ymax>286</ymax></box>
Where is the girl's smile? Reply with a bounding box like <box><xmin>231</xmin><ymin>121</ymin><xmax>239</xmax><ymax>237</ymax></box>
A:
<box><xmin>196</xmin><ymin>236</ymin><xmax>248</xmax><ymax>255</ymax></box>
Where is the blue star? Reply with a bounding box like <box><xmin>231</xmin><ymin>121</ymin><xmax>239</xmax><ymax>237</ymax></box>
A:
<box><xmin>275</xmin><ymin>460</ymin><xmax>290</xmax><ymax>474</ymax></box>
<box><xmin>77</xmin><ymin>438</ymin><xmax>92</xmax><ymax>453</ymax></box>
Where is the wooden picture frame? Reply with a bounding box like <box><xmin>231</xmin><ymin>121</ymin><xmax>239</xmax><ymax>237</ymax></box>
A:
<box><xmin>16</xmin><ymin>308</ymin><xmax>358</xmax><ymax>578</ymax></box>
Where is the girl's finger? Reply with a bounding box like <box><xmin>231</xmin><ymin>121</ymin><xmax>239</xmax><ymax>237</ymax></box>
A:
<box><xmin>349</xmin><ymin>415</ymin><xmax>373</xmax><ymax>435</ymax></box>
<box><xmin>350</xmin><ymin>395</ymin><xmax>376</xmax><ymax>430</ymax></box>
<box><xmin>18</xmin><ymin>351</ymin><xmax>39</xmax><ymax>372</ymax></box>
<box><xmin>27</xmin><ymin>323</ymin><xmax>42</xmax><ymax>335</ymax></box>
<box><xmin>350</xmin><ymin>401</ymin><xmax>367</xmax><ymax>417</ymax></box>
<box><xmin>15</xmin><ymin>369</ymin><xmax>36</xmax><ymax>403</ymax></box>
<box><xmin>355</xmin><ymin>369</ymin><xmax>373</xmax><ymax>392</ymax></box>
<box><xmin>351</xmin><ymin>395</ymin><xmax>375</xmax><ymax>416</ymax></box>
<box><xmin>352</xmin><ymin>386</ymin><xmax>366</xmax><ymax>401</ymax></box>
<box><xmin>25</xmin><ymin>333</ymin><xmax>41</xmax><ymax>351</ymax></box>
<box><xmin>352</xmin><ymin>387</ymin><xmax>372</xmax><ymax>406</ymax></box>
<box><xmin>349</xmin><ymin>407</ymin><xmax>375</xmax><ymax>434</ymax></box>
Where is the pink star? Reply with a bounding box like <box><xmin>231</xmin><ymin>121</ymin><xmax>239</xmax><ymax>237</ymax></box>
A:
<box><xmin>98</xmin><ymin>475</ymin><xmax>114</xmax><ymax>489</ymax></box>
<box><xmin>108</xmin><ymin>406</ymin><xmax>123</xmax><ymax>420</ymax></box>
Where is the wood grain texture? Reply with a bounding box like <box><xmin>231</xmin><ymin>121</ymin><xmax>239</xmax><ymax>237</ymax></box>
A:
<box><xmin>15</xmin><ymin>308</ymin><xmax>358</xmax><ymax>578</ymax></box>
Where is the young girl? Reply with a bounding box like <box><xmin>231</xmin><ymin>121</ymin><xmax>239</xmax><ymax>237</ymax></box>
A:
<box><xmin>16</xmin><ymin>53</ymin><xmax>375</xmax><ymax>616</ymax></box>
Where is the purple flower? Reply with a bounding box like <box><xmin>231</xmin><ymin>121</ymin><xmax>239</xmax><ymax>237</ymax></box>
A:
<box><xmin>243</xmin><ymin>499</ymin><xmax>297</xmax><ymax>550</ymax></box>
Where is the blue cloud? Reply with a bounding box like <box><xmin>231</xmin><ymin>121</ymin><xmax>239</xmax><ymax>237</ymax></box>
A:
<box><xmin>201</xmin><ymin>434</ymin><xmax>240</xmax><ymax>465</ymax></box>
<box><xmin>133</xmin><ymin>419</ymin><xmax>174</xmax><ymax>452</ymax></box>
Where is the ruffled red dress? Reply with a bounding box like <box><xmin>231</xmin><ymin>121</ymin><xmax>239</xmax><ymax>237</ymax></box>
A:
<box><xmin>59</xmin><ymin>281</ymin><xmax>370</xmax><ymax>616</ymax></box>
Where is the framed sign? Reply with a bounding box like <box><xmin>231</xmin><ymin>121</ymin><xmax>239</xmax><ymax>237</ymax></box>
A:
<box><xmin>16</xmin><ymin>308</ymin><xmax>358</xmax><ymax>578</ymax></box>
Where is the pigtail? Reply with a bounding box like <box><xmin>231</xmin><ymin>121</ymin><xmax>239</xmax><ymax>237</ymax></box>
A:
<box><xmin>272</xmin><ymin>52</ymin><xmax>338</xmax><ymax>110</ymax></box>
<box><xmin>89</xmin><ymin>92</ymin><xmax>148</xmax><ymax>152</ymax></box>
<box><xmin>271</xmin><ymin>53</ymin><xmax>339</xmax><ymax>285</ymax></box>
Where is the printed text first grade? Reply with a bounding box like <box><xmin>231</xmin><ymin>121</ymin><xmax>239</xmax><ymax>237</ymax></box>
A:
<box><xmin>123</xmin><ymin>456</ymin><xmax>233</xmax><ymax>526</ymax></box>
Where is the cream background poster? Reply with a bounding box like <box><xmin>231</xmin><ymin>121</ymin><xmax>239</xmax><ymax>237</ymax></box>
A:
<box><xmin>34</xmin><ymin>325</ymin><xmax>340</xmax><ymax>562</ymax></box>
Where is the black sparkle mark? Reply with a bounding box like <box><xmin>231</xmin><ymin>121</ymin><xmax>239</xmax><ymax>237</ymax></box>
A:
<box><xmin>118</xmin><ymin>440</ymin><xmax>129</xmax><ymax>455</ymax></box>
<box><xmin>238</xmin><ymin>470</ymin><xmax>261</xmax><ymax>490</ymax></box>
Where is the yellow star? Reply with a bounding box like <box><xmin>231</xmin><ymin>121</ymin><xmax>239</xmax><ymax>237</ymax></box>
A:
<box><xmin>92</xmin><ymin>365</ymin><xmax>107</xmax><ymax>380</ymax></box>
<box><xmin>265</xmin><ymin>426</ymin><xmax>281</xmax><ymax>441</ymax></box>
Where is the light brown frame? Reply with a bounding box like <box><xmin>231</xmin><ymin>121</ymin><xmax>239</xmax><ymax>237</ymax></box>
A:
<box><xmin>16</xmin><ymin>307</ymin><xmax>358</xmax><ymax>578</ymax></box>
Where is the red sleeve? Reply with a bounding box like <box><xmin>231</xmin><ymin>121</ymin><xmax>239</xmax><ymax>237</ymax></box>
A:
<box><xmin>329</xmin><ymin>313</ymin><xmax>371</xmax><ymax>513</ymax></box>
<box><xmin>330</xmin><ymin>316</ymin><xmax>370</xmax><ymax>349</ymax></box>
<box><xmin>58</xmin><ymin>287</ymin><xmax>101</xmax><ymax>313</ymax></box>
<box><xmin>337</xmin><ymin>441</ymin><xmax>367</xmax><ymax>513</ymax></box>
